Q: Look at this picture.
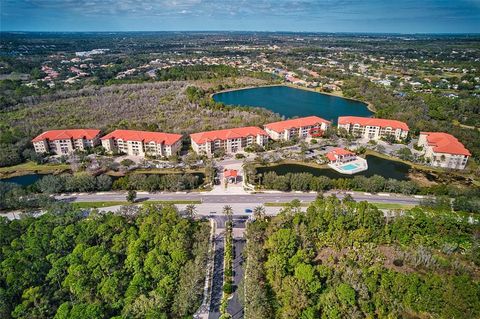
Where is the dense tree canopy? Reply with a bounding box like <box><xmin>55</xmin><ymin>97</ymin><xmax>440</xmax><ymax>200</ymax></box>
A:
<box><xmin>0</xmin><ymin>204</ymin><xmax>210</xmax><ymax>318</ymax></box>
<box><xmin>244</xmin><ymin>196</ymin><xmax>480</xmax><ymax>319</ymax></box>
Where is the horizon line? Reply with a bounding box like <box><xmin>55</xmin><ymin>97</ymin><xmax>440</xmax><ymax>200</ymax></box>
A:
<box><xmin>2</xmin><ymin>30</ymin><xmax>480</xmax><ymax>36</ymax></box>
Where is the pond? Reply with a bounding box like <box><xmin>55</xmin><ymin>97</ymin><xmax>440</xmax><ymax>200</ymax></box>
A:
<box><xmin>256</xmin><ymin>155</ymin><xmax>411</xmax><ymax>181</ymax></box>
<box><xmin>0</xmin><ymin>174</ymin><xmax>46</xmax><ymax>186</ymax></box>
<box><xmin>213</xmin><ymin>85</ymin><xmax>372</xmax><ymax>123</ymax></box>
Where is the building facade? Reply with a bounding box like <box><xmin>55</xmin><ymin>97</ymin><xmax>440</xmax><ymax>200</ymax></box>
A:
<box><xmin>101</xmin><ymin>130</ymin><xmax>182</xmax><ymax>157</ymax></box>
<box><xmin>337</xmin><ymin>116</ymin><xmax>409</xmax><ymax>141</ymax></box>
<box><xmin>264</xmin><ymin>116</ymin><xmax>331</xmax><ymax>141</ymax></box>
<box><xmin>326</xmin><ymin>148</ymin><xmax>356</xmax><ymax>164</ymax></box>
<box><xmin>418</xmin><ymin>132</ymin><xmax>470</xmax><ymax>169</ymax></box>
<box><xmin>190</xmin><ymin>126</ymin><xmax>268</xmax><ymax>156</ymax></box>
<box><xmin>32</xmin><ymin>129</ymin><xmax>101</xmax><ymax>155</ymax></box>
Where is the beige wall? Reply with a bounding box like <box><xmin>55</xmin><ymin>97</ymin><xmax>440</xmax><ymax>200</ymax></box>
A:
<box><xmin>418</xmin><ymin>134</ymin><xmax>469</xmax><ymax>170</ymax></box>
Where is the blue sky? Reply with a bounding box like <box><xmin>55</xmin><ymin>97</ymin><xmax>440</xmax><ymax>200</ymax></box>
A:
<box><xmin>1</xmin><ymin>0</ymin><xmax>479</xmax><ymax>33</ymax></box>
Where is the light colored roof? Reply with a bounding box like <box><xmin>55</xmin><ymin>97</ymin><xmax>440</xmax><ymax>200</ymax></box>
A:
<box><xmin>326</xmin><ymin>148</ymin><xmax>355</xmax><ymax>161</ymax></box>
<box><xmin>101</xmin><ymin>129</ymin><xmax>182</xmax><ymax>146</ymax></box>
<box><xmin>264</xmin><ymin>116</ymin><xmax>331</xmax><ymax>133</ymax></box>
<box><xmin>420</xmin><ymin>132</ymin><xmax>471</xmax><ymax>156</ymax></box>
<box><xmin>190</xmin><ymin>127</ymin><xmax>267</xmax><ymax>144</ymax></box>
<box><xmin>32</xmin><ymin>129</ymin><xmax>101</xmax><ymax>142</ymax></box>
<box><xmin>338</xmin><ymin>116</ymin><xmax>409</xmax><ymax>131</ymax></box>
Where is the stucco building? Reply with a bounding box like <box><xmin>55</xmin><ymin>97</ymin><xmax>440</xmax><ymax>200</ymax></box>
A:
<box><xmin>337</xmin><ymin>116</ymin><xmax>409</xmax><ymax>141</ymax></box>
<box><xmin>190</xmin><ymin>126</ymin><xmax>268</xmax><ymax>156</ymax></box>
<box><xmin>418</xmin><ymin>132</ymin><xmax>470</xmax><ymax>169</ymax></box>
<box><xmin>264</xmin><ymin>116</ymin><xmax>331</xmax><ymax>141</ymax></box>
<box><xmin>101</xmin><ymin>130</ymin><xmax>182</xmax><ymax>157</ymax></box>
<box><xmin>32</xmin><ymin>129</ymin><xmax>101</xmax><ymax>155</ymax></box>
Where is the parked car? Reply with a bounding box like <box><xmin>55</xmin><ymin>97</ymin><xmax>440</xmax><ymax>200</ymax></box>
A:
<box><xmin>245</xmin><ymin>208</ymin><xmax>253</xmax><ymax>213</ymax></box>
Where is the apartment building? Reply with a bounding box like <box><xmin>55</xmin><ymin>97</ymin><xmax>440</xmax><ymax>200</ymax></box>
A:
<box><xmin>32</xmin><ymin>129</ymin><xmax>101</xmax><ymax>155</ymax></box>
<box><xmin>101</xmin><ymin>130</ymin><xmax>182</xmax><ymax>157</ymax></box>
<box><xmin>264</xmin><ymin>116</ymin><xmax>331</xmax><ymax>141</ymax></box>
<box><xmin>337</xmin><ymin>116</ymin><xmax>409</xmax><ymax>141</ymax></box>
<box><xmin>418</xmin><ymin>132</ymin><xmax>470</xmax><ymax>169</ymax></box>
<box><xmin>190</xmin><ymin>126</ymin><xmax>268</xmax><ymax>156</ymax></box>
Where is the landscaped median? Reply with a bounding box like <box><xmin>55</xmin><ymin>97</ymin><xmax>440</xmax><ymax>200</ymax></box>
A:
<box><xmin>219</xmin><ymin>220</ymin><xmax>234</xmax><ymax>319</ymax></box>
<box><xmin>71</xmin><ymin>200</ymin><xmax>201</xmax><ymax>209</ymax></box>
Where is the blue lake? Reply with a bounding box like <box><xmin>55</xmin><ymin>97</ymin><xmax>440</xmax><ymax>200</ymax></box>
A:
<box><xmin>213</xmin><ymin>85</ymin><xmax>373</xmax><ymax>123</ymax></box>
<box><xmin>1</xmin><ymin>174</ymin><xmax>45</xmax><ymax>186</ymax></box>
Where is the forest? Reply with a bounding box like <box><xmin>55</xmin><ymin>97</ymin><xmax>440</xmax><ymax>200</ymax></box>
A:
<box><xmin>243</xmin><ymin>197</ymin><xmax>480</xmax><ymax>319</ymax></box>
<box><xmin>0</xmin><ymin>204</ymin><xmax>210</xmax><ymax>319</ymax></box>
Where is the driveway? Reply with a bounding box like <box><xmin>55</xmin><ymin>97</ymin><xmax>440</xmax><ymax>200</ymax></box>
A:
<box><xmin>227</xmin><ymin>239</ymin><xmax>246</xmax><ymax>319</ymax></box>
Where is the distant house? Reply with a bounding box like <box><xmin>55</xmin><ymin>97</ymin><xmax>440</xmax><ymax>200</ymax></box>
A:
<box><xmin>32</xmin><ymin>129</ymin><xmax>101</xmax><ymax>155</ymax></box>
<box><xmin>338</xmin><ymin>116</ymin><xmax>409</xmax><ymax>141</ymax></box>
<box><xmin>418</xmin><ymin>132</ymin><xmax>470</xmax><ymax>169</ymax></box>
<box><xmin>264</xmin><ymin>116</ymin><xmax>331</xmax><ymax>141</ymax></box>
<box><xmin>190</xmin><ymin>127</ymin><xmax>268</xmax><ymax>156</ymax></box>
<box><xmin>101</xmin><ymin>130</ymin><xmax>182</xmax><ymax>157</ymax></box>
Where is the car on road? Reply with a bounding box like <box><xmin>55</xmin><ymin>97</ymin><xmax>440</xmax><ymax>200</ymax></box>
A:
<box><xmin>244</xmin><ymin>208</ymin><xmax>252</xmax><ymax>213</ymax></box>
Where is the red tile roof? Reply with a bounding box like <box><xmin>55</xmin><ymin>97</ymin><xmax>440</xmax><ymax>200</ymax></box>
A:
<box><xmin>224</xmin><ymin>169</ymin><xmax>238</xmax><ymax>178</ymax></box>
<box><xmin>265</xmin><ymin>116</ymin><xmax>331</xmax><ymax>133</ymax></box>
<box><xmin>338</xmin><ymin>116</ymin><xmax>409</xmax><ymax>131</ymax></box>
<box><xmin>101</xmin><ymin>130</ymin><xmax>182</xmax><ymax>146</ymax></box>
<box><xmin>190</xmin><ymin>127</ymin><xmax>267</xmax><ymax>144</ymax></box>
<box><xmin>326</xmin><ymin>148</ymin><xmax>355</xmax><ymax>161</ymax></box>
<box><xmin>421</xmin><ymin>132</ymin><xmax>471</xmax><ymax>156</ymax></box>
<box><xmin>32</xmin><ymin>129</ymin><xmax>101</xmax><ymax>142</ymax></box>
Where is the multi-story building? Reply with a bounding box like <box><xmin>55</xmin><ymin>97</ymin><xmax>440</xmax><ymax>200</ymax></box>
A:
<box><xmin>337</xmin><ymin>116</ymin><xmax>409</xmax><ymax>141</ymax></box>
<box><xmin>101</xmin><ymin>130</ymin><xmax>182</xmax><ymax>157</ymax></box>
<box><xmin>418</xmin><ymin>132</ymin><xmax>470</xmax><ymax>169</ymax></box>
<box><xmin>264</xmin><ymin>116</ymin><xmax>331</xmax><ymax>140</ymax></box>
<box><xmin>32</xmin><ymin>129</ymin><xmax>101</xmax><ymax>155</ymax></box>
<box><xmin>190</xmin><ymin>126</ymin><xmax>268</xmax><ymax>156</ymax></box>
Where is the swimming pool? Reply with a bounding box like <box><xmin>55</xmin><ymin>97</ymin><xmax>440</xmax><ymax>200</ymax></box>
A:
<box><xmin>340</xmin><ymin>163</ymin><xmax>359</xmax><ymax>171</ymax></box>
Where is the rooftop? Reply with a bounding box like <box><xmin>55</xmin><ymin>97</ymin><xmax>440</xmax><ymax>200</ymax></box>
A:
<box><xmin>264</xmin><ymin>116</ymin><xmax>331</xmax><ymax>133</ymax></box>
<box><xmin>326</xmin><ymin>148</ymin><xmax>355</xmax><ymax>161</ymax></box>
<box><xmin>190</xmin><ymin>126</ymin><xmax>267</xmax><ymax>144</ymax></box>
<box><xmin>101</xmin><ymin>130</ymin><xmax>182</xmax><ymax>145</ymax></box>
<box><xmin>338</xmin><ymin>116</ymin><xmax>409</xmax><ymax>131</ymax></box>
<box><xmin>32</xmin><ymin>129</ymin><xmax>101</xmax><ymax>142</ymax></box>
<box><xmin>421</xmin><ymin>132</ymin><xmax>471</xmax><ymax>156</ymax></box>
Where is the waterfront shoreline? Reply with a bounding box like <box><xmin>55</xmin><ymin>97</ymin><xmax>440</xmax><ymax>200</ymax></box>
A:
<box><xmin>211</xmin><ymin>83</ymin><xmax>376</xmax><ymax>114</ymax></box>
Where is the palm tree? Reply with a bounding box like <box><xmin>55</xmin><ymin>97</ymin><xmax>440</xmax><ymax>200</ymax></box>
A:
<box><xmin>184</xmin><ymin>204</ymin><xmax>197</xmax><ymax>219</ymax></box>
<box><xmin>223</xmin><ymin>205</ymin><xmax>233</xmax><ymax>224</ymax></box>
<box><xmin>253</xmin><ymin>205</ymin><xmax>266</xmax><ymax>221</ymax></box>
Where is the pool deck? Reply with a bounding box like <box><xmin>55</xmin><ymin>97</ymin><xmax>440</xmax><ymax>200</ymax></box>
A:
<box><xmin>328</xmin><ymin>158</ymin><xmax>368</xmax><ymax>175</ymax></box>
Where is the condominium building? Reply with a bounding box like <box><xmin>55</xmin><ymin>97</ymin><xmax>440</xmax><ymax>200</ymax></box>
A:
<box><xmin>337</xmin><ymin>116</ymin><xmax>409</xmax><ymax>141</ymax></box>
<box><xmin>264</xmin><ymin>116</ymin><xmax>331</xmax><ymax>140</ymax></box>
<box><xmin>32</xmin><ymin>129</ymin><xmax>101</xmax><ymax>155</ymax></box>
<box><xmin>418</xmin><ymin>132</ymin><xmax>470</xmax><ymax>169</ymax></box>
<box><xmin>101</xmin><ymin>130</ymin><xmax>182</xmax><ymax>157</ymax></box>
<box><xmin>190</xmin><ymin>126</ymin><xmax>268</xmax><ymax>156</ymax></box>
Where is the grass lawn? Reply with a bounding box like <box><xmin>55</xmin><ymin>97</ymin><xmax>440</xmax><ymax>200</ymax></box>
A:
<box><xmin>72</xmin><ymin>200</ymin><xmax>202</xmax><ymax>209</ymax></box>
<box><xmin>0</xmin><ymin>161</ymin><xmax>70</xmax><ymax>177</ymax></box>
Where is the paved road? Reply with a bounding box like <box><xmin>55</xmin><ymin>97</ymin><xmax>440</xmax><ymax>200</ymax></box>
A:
<box><xmin>227</xmin><ymin>239</ymin><xmax>246</xmax><ymax>319</ymax></box>
<box><xmin>56</xmin><ymin>190</ymin><xmax>424</xmax><ymax>206</ymax></box>
<box><xmin>208</xmin><ymin>230</ymin><xmax>225</xmax><ymax>319</ymax></box>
